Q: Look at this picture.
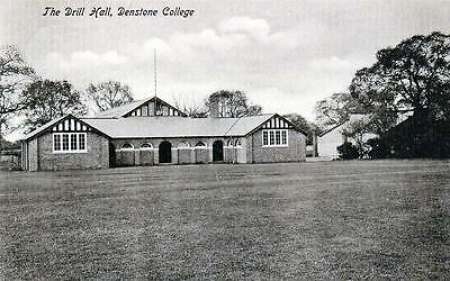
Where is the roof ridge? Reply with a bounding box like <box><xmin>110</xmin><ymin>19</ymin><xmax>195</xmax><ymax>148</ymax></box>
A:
<box><xmin>94</xmin><ymin>97</ymin><xmax>153</xmax><ymax>117</ymax></box>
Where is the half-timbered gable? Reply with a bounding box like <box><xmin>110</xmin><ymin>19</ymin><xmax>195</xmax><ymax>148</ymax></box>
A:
<box><xmin>260</xmin><ymin>115</ymin><xmax>294</xmax><ymax>129</ymax></box>
<box><xmin>21</xmin><ymin>115</ymin><xmax>110</xmax><ymax>171</ymax></box>
<box><xmin>95</xmin><ymin>96</ymin><xmax>187</xmax><ymax>118</ymax></box>
<box><xmin>257</xmin><ymin>115</ymin><xmax>297</xmax><ymax>147</ymax></box>
<box><xmin>124</xmin><ymin>97</ymin><xmax>187</xmax><ymax>117</ymax></box>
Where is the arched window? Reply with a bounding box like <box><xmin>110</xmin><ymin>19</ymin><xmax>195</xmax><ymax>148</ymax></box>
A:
<box><xmin>140</xmin><ymin>143</ymin><xmax>153</xmax><ymax>149</ymax></box>
<box><xmin>121</xmin><ymin>143</ymin><xmax>134</xmax><ymax>149</ymax></box>
<box><xmin>195</xmin><ymin>141</ymin><xmax>206</xmax><ymax>147</ymax></box>
<box><xmin>226</xmin><ymin>139</ymin><xmax>234</xmax><ymax>147</ymax></box>
<box><xmin>234</xmin><ymin>139</ymin><xmax>242</xmax><ymax>146</ymax></box>
<box><xmin>178</xmin><ymin>142</ymin><xmax>190</xmax><ymax>148</ymax></box>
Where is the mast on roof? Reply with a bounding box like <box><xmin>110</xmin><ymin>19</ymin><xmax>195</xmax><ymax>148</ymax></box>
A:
<box><xmin>154</xmin><ymin>48</ymin><xmax>157</xmax><ymax>98</ymax></box>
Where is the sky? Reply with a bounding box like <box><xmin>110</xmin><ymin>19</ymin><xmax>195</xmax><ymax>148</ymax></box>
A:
<box><xmin>1</xmin><ymin>0</ymin><xmax>449</xmax><ymax>126</ymax></box>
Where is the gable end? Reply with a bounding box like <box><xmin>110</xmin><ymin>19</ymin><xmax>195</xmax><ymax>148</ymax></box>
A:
<box><xmin>247</xmin><ymin>114</ymin><xmax>307</xmax><ymax>136</ymax></box>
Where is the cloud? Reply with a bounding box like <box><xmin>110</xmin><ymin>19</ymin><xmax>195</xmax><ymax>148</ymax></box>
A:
<box><xmin>125</xmin><ymin>16</ymin><xmax>298</xmax><ymax>63</ymax></box>
<box><xmin>219</xmin><ymin>17</ymin><xmax>270</xmax><ymax>41</ymax></box>
<box><xmin>308</xmin><ymin>56</ymin><xmax>354</xmax><ymax>72</ymax></box>
<box><xmin>47</xmin><ymin>50</ymin><xmax>128</xmax><ymax>70</ymax></box>
<box><xmin>44</xmin><ymin>16</ymin><xmax>300</xmax><ymax>79</ymax></box>
<box><xmin>219</xmin><ymin>17</ymin><xmax>299</xmax><ymax>49</ymax></box>
<box><xmin>37</xmin><ymin>16</ymin><xmax>358</xmax><ymax>123</ymax></box>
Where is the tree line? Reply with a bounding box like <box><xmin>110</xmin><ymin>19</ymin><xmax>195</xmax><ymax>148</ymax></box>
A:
<box><xmin>314</xmin><ymin>31</ymin><xmax>450</xmax><ymax>159</ymax></box>
<box><xmin>1</xmin><ymin>31</ymin><xmax>449</xmax><ymax>157</ymax></box>
<box><xmin>0</xmin><ymin>45</ymin><xmax>317</xmax><ymax>149</ymax></box>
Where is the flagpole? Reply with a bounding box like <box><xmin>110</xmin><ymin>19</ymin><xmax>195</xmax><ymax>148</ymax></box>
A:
<box><xmin>154</xmin><ymin>48</ymin><xmax>157</xmax><ymax>98</ymax></box>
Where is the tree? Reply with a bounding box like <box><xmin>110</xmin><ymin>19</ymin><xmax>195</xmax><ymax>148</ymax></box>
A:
<box><xmin>86</xmin><ymin>81</ymin><xmax>134</xmax><ymax>112</ymax></box>
<box><xmin>314</xmin><ymin>92</ymin><xmax>364</xmax><ymax>129</ymax></box>
<box><xmin>0</xmin><ymin>45</ymin><xmax>36</xmax><ymax>148</ymax></box>
<box><xmin>22</xmin><ymin>80</ymin><xmax>87</xmax><ymax>132</ymax></box>
<box><xmin>337</xmin><ymin>142</ymin><xmax>359</xmax><ymax>160</ymax></box>
<box><xmin>342</xmin><ymin>118</ymin><xmax>373</xmax><ymax>159</ymax></box>
<box><xmin>205</xmin><ymin>90</ymin><xmax>262</xmax><ymax>117</ymax></box>
<box><xmin>283</xmin><ymin>113</ymin><xmax>319</xmax><ymax>145</ymax></box>
<box><xmin>171</xmin><ymin>94</ymin><xmax>208</xmax><ymax>118</ymax></box>
<box><xmin>350</xmin><ymin>32</ymin><xmax>450</xmax><ymax>126</ymax></box>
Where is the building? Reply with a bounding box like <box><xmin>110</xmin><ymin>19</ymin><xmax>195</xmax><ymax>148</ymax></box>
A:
<box><xmin>379</xmin><ymin>111</ymin><xmax>450</xmax><ymax>158</ymax></box>
<box><xmin>317</xmin><ymin>114</ymin><xmax>376</xmax><ymax>160</ymax></box>
<box><xmin>20</xmin><ymin>96</ymin><xmax>307</xmax><ymax>171</ymax></box>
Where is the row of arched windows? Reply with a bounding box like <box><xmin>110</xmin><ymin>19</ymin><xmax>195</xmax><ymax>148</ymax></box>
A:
<box><xmin>119</xmin><ymin>139</ymin><xmax>242</xmax><ymax>150</ymax></box>
<box><xmin>120</xmin><ymin>141</ymin><xmax>207</xmax><ymax>150</ymax></box>
<box><xmin>227</xmin><ymin>139</ymin><xmax>242</xmax><ymax>146</ymax></box>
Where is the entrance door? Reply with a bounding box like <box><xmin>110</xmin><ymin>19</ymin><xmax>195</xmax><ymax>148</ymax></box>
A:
<box><xmin>213</xmin><ymin>140</ymin><xmax>224</xmax><ymax>162</ymax></box>
<box><xmin>159</xmin><ymin>141</ymin><xmax>172</xmax><ymax>163</ymax></box>
<box><xmin>109</xmin><ymin>143</ymin><xmax>116</xmax><ymax>167</ymax></box>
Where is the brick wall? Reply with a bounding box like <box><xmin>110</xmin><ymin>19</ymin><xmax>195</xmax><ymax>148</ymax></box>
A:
<box><xmin>139</xmin><ymin>150</ymin><xmax>154</xmax><ymax>165</ymax></box>
<box><xmin>178</xmin><ymin>148</ymin><xmax>193</xmax><ymax>164</ymax></box>
<box><xmin>195</xmin><ymin>148</ymin><xmax>208</xmax><ymax>163</ymax></box>
<box><xmin>247</xmin><ymin>129</ymin><xmax>306</xmax><ymax>163</ymax></box>
<box><xmin>36</xmin><ymin>132</ymin><xmax>109</xmax><ymax>171</ymax></box>
<box><xmin>111</xmin><ymin>137</ymin><xmax>233</xmax><ymax>165</ymax></box>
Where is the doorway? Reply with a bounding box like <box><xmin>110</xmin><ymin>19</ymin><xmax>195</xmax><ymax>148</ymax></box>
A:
<box><xmin>109</xmin><ymin>142</ymin><xmax>116</xmax><ymax>167</ymax></box>
<box><xmin>213</xmin><ymin>140</ymin><xmax>224</xmax><ymax>162</ymax></box>
<box><xmin>159</xmin><ymin>141</ymin><xmax>172</xmax><ymax>163</ymax></box>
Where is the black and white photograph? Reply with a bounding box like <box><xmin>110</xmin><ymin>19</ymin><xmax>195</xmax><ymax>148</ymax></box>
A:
<box><xmin>0</xmin><ymin>0</ymin><xmax>449</xmax><ymax>280</ymax></box>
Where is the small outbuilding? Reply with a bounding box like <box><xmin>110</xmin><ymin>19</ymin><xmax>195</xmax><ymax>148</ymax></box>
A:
<box><xmin>317</xmin><ymin>114</ymin><xmax>376</xmax><ymax>160</ymax></box>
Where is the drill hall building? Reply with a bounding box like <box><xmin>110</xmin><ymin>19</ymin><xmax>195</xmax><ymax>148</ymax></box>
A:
<box><xmin>20</xmin><ymin>96</ymin><xmax>306</xmax><ymax>171</ymax></box>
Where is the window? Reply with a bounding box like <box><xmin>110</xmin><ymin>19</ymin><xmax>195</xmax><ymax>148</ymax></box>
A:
<box><xmin>195</xmin><ymin>141</ymin><xmax>206</xmax><ymax>147</ymax></box>
<box><xmin>141</xmin><ymin>143</ymin><xmax>153</xmax><ymax>149</ymax></box>
<box><xmin>79</xmin><ymin>134</ymin><xmax>85</xmax><ymax>150</ymax></box>
<box><xmin>121</xmin><ymin>143</ymin><xmax>134</xmax><ymax>149</ymax></box>
<box><xmin>53</xmin><ymin>134</ymin><xmax>61</xmax><ymax>151</ymax></box>
<box><xmin>263</xmin><ymin>131</ymin><xmax>269</xmax><ymax>146</ymax></box>
<box><xmin>62</xmin><ymin>134</ymin><xmax>69</xmax><ymax>151</ymax></box>
<box><xmin>70</xmin><ymin>134</ymin><xmax>77</xmax><ymax>150</ymax></box>
<box><xmin>53</xmin><ymin>133</ymin><xmax>87</xmax><ymax>153</ymax></box>
<box><xmin>262</xmin><ymin>129</ymin><xmax>288</xmax><ymax>147</ymax></box>
<box><xmin>281</xmin><ymin>130</ymin><xmax>287</xmax><ymax>145</ymax></box>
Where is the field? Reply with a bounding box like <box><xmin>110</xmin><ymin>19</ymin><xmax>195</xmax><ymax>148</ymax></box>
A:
<box><xmin>0</xmin><ymin>160</ymin><xmax>449</xmax><ymax>280</ymax></box>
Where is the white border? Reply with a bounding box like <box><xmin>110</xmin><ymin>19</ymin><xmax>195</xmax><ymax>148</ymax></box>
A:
<box><xmin>53</xmin><ymin>132</ymin><xmax>88</xmax><ymax>154</ymax></box>
<box><xmin>262</xmin><ymin>129</ymin><xmax>289</xmax><ymax>147</ymax></box>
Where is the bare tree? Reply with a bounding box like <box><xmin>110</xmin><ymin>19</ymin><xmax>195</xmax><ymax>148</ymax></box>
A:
<box><xmin>205</xmin><ymin>90</ymin><xmax>262</xmax><ymax>117</ymax></box>
<box><xmin>86</xmin><ymin>81</ymin><xmax>134</xmax><ymax>112</ymax></box>
<box><xmin>0</xmin><ymin>45</ymin><xmax>36</xmax><ymax>149</ymax></box>
<box><xmin>314</xmin><ymin>92</ymin><xmax>363</xmax><ymax>129</ymax></box>
<box><xmin>171</xmin><ymin>94</ymin><xmax>207</xmax><ymax>118</ymax></box>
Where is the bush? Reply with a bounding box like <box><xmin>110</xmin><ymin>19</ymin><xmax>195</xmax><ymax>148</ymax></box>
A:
<box><xmin>337</xmin><ymin>142</ymin><xmax>359</xmax><ymax>160</ymax></box>
<box><xmin>366</xmin><ymin>138</ymin><xmax>390</xmax><ymax>159</ymax></box>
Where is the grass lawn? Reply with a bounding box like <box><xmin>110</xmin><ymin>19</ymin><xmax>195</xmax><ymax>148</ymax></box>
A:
<box><xmin>0</xmin><ymin>160</ymin><xmax>449</xmax><ymax>280</ymax></box>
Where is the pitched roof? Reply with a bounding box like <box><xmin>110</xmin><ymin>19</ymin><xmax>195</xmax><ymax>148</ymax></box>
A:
<box><xmin>318</xmin><ymin>122</ymin><xmax>346</xmax><ymax>137</ymax></box>
<box><xmin>318</xmin><ymin>114</ymin><xmax>371</xmax><ymax>137</ymax></box>
<box><xmin>93</xmin><ymin>96</ymin><xmax>187</xmax><ymax>118</ymax></box>
<box><xmin>22</xmin><ymin>115</ymin><xmax>68</xmax><ymax>140</ymax></box>
<box><xmin>94</xmin><ymin>97</ymin><xmax>154</xmax><ymax>118</ymax></box>
<box><xmin>81</xmin><ymin>114</ymin><xmax>275</xmax><ymax>138</ymax></box>
<box><xmin>21</xmin><ymin>114</ymin><xmax>109</xmax><ymax>141</ymax></box>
